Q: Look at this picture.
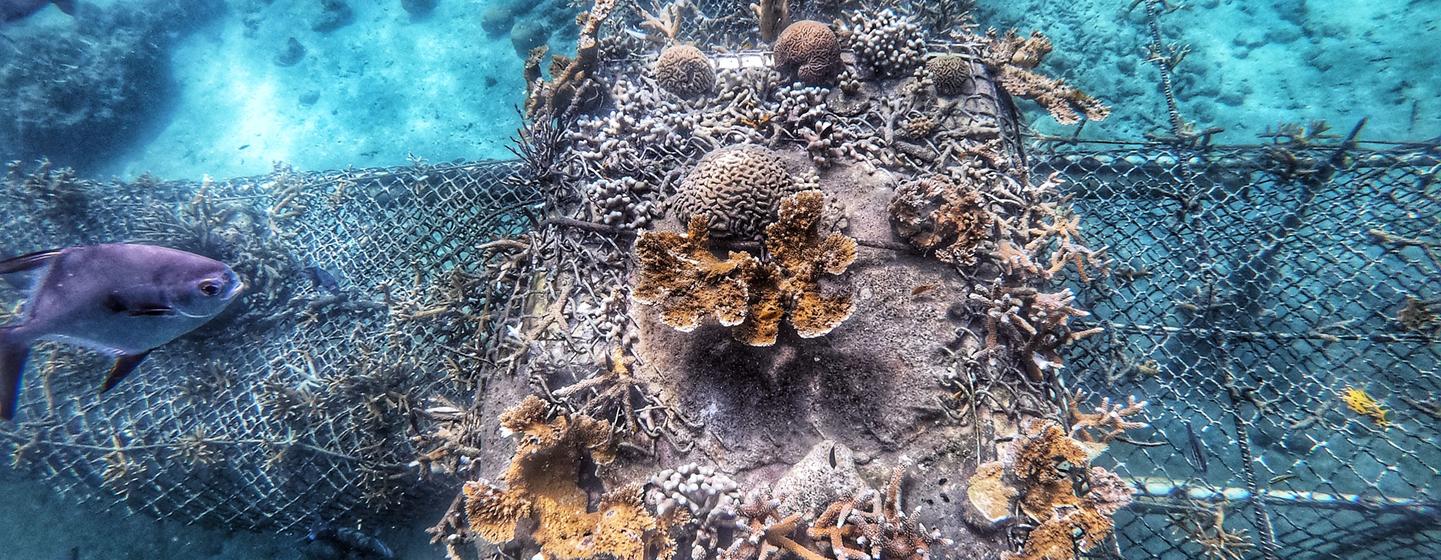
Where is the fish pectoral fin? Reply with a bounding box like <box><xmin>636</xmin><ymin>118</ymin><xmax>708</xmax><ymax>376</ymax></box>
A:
<box><xmin>101</xmin><ymin>350</ymin><xmax>151</xmax><ymax>393</ymax></box>
<box><xmin>0</xmin><ymin>327</ymin><xmax>31</xmax><ymax>421</ymax></box>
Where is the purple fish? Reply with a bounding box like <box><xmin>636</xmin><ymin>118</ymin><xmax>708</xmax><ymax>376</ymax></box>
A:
<box><xmin>0</xmin><ymin>0</ymin><xmax>75</xmax><ymax>23</ymax></box>
<box><xmin>0</xmin><ymin>244</ymin><xmax>243</xmax><ymax>420</ymax></box>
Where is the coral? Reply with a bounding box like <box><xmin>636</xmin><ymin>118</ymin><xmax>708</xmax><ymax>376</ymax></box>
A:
<box><xmin>655</xmin><ymin>44</ymin><xmax>716</xmax><ymax>98</ymax></box>
<box><xmin>807</xmin><ymin>468</ymin><xmax>950</xmax><ymax>560</ymax></box>
<box><xmin>735</xmin><ymin>190</ymin><xmax>858</xmax><ymax>346</ymax></box>
<box><xmin>964</xmin><ymin>419</ymin><xmax>1135</xmax><ymax>560</ymax></box>
<box><xmin>524</xmin><ymin>0</ymin><xmax>615</xmax><ymax>119</ymax></box>
<box><xmin>926</xmin><ymin>54</ymin><xmax>971</xmax><ymax>97</ymax></box>
<box><xmin>889</xmin><ymin>175</ymin><xmax>995</xmax><ymax>267</ymax></box>
<box><xmin>773</xmin><ymin>20</ymin><xmax>843</xmax><ymax>85</ymax></box>
<box><xmin>772</xmin><ymin>441</ymin><xmax>866</xmax><ymax>516</ymax></box>
<box><xmin>979</xmin><ymin>30</ymin><xmax>1109</xmax><ymax>125</ymax></box>
<box><xmin>750</xmin><ymin>0</ymin><xmax>791</xmax><ymax>43</ymax></box>
<box><xmin>838</xmin><ymin>9</ymin><xmax>926</xmax><ymax>79</ymax></box>
<box><xmin>722</xmin><ymin>488</ymin><xmax>827</xmax><ymax>560</ymax></box>
<box><xmin>1396</xmin><ymin>296</ymin><xmax>1440</xmax><ymax>335</ymax></box>
<box><xmin>1340</xmin><ymin>386</ymin><xmax>1390</xmax><ymax>428</ymax></box>
<box><xmin>586</xmin><ymin>176</ymin><xmax>658</xmax><ymax>230</ymax></box>
<box><xmin>1067</xmin><ymin>392</ymin><xmax>1149</xmax><ymax>451</ymax></box>
<box><xmin>632</xmin><ymin>216</ymin><xmax>762</xmax><ymax>332</ymax></box>
<box><xmin>462</xmin><ymin>397</ymin><xmax>666</xmax><ymax>560</ymax></box>
<box><xmin>964</xmin><ymin>461</ymin><xmax>1016</xmax><ymax>526</ymax></box>
<box><xmin>670</xmin><ymin>144</ymin><xmax>799</xmax><ymax>240</ymax></box>
<box><xmin>646</xmin><ymin>463</ymin><xmax>742</xmax><ymax>560</ymax></box>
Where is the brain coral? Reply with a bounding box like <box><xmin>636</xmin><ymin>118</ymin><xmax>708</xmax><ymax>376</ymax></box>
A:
<box><xmin>654</xmin><ymin>44</ymin><xmax>715</xmax><ymax>98</ymax></box>
<box><xmin>773</xmin><ymin>20</ymin><xmax>842</xmax><ymax>85</ymax></box>
<box><xmin>927</xmin><ymin>54</ymin><xmax>971</xmax><ymax>97</ymax></box>
<box><xmin>671</xmin><ymin>144</ymin><xmax>798</xmax><ymax>240</ymax></box>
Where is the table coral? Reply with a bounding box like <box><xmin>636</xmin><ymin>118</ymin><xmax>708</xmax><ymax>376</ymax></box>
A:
<box><xmin>773</xmin><ymin>20</ymin><xmax>843</xmax><ymax>85</ymax></box>
<box><xmin>736</xmin><ymin>190</ymin><xmax>858</xmax><ymax>346</ymax></box>
<box><xmin>462</xmin><ymin>397</ymin><xmax>666</xmax><ymax>560</ymax></box>
<box><xmin>633</xmin><ymin>216</ymin><xmax>762</xmax><ymax>332</ymax></box>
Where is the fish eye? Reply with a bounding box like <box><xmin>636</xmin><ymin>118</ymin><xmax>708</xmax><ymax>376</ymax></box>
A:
<box><xmin>199</xmin><ymin>281</ymin><xmax>222</xmax><ymax>297</ymax></box>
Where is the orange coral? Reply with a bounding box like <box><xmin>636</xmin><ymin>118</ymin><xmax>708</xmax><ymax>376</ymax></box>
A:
<box><xmin>1067</xmin><ymin>392</ymin><xmax>1148</xmax><ymax>451</ymax></box>
<box><xmin>633</xmin><ymin>216</ymin><xmax>762</xmax><ymax>332</ymax></box>
<box><xmin>723</xmin><ymin>489</ymin><xmax>828</xmax><ymax>560</ymax></box>
<box><xmin>463</xmin><ymin>397</ymin><xmax>667</xmax><ymax>560</ymax></box>
<box><xmin>981</xmin><ymin>30</ymin><xmax>1109</xmax><ymax>125</ymax></box>
<box><xmin>739</xmin><ymin>190</ymin><xmax>857</xmax><ymax>345</ymax></box>
<box><xmin>635</xmin><ymin>190</ymin><xmax>856</xmax><ymax>346</ymax></box>
<box><xmin>1003</xmin><ymin>507</ymin><xmax>1113</xmax><ymax>560</ymax></box>
<box><xmin>965</xmin><ymin>461</ymin><xmax>1017</xmax><ymax>526</ymax></box>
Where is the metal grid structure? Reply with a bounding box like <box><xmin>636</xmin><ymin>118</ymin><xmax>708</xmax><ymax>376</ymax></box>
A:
<box><xmin>0</xmin><ymin>159</ymin><xmax>537</xmax><ymax>531</ymax></box>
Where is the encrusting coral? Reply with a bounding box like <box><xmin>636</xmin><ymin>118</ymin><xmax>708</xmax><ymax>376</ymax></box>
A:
<box><xmin>964</xmin><ymin>417</ymin><xmax>1138</xmax><ymax>560</ymax></box>
<box><xmin>461</xmin><ymin>396</ymin><xmax>669</xmax><ymax>560</ymax></box>
<box><xmin>978</xmin><ymin>30</ymin><xmax>1109</xmax><ymax>125</ymax></box>
<box><xmin>773</xmin><ymin>20</ymin><xmax>843</xmax><ymax>85</ymax></box>
<box><xmin>671</xmin><ymin>144</ymin><xmax>800</xmax><ymax>240</ymax></box>
<box><xmin>655</xmin><ymin>44</ymin><xmax>717</xmax><ymax>98</ymax></box>
<box><xmin>635</xmin><ymin>190</ymin><xmax>858</xmax><ymax>346</ymax></box>
<box><xmin>889</xmin><ymin>175</ymin><xmax>996</xmax><ymax>267</ymax></box>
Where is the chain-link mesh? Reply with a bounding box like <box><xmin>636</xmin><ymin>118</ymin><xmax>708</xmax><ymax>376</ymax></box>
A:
<box><xmin>0</xmin><ymin>159</ymin><xmax>537</xmax><ymax>531</ymax></box>
<box><xmin>1039</xmin><ymin>138</ymin><xmax>1441</xmax><ymax>559</ymax></box>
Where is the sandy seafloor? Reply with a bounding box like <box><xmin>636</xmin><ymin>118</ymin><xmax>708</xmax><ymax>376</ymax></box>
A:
<box><xmin>0</xmin><ymin>0</ymin><xmax>1438</xmax><ymax>558</ymax></box>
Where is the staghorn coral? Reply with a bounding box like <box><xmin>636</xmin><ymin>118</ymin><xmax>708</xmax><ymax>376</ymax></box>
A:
<box><xmin>1067</xmin><ymin>392</ymin><xmax>1148</xmax><ymax>452</ymax></box>
<box><xmin>978</xmin><ymin>30</ymin><xmax>1109</xmax><ymax>125</ymax></box>
<box><xmin>889</xmin><ymin>175</ymin><xmax>996</xmax><ymax>267</ymax></box>
<box><xmin>838</xmin><ymin>9</ymin><xmax>926</xmax><ymax>79</ymax></box>
<box><xmin>633</xmin><ymin>216</ymin><xmax>762</xmax><ymax>332</ymax></box>
<box><xmin>773</xmin><ymin>20</ymin><xmax>843</xmax><ymax>85</ymax></box>
<box><xmin>462</xmin><ymin>397</ymin><xmax>667</xmax><ymax>560</ymax></box>
<box><xmin>655</xmin><ymin>44</ymin><xmax>717</xmax><ymax>98</ymax></box>
<box><xmin>964</xmin><ymin>419</ymin><xmax>1135</xmax><ymax>560</ymax></box>
<box><xmin>926</xmin><ymin>54</ymin><xmax>972</xmax><ymax>97</ymax></box>
<box><xmin>671</xmin><ymin>144</ymin><xmax>800</xmax><ymax>240</ymax></box>
<box><xmin>524</xmin><ymin>0</ymin><xmax>616</xmax><ymax>119</ymax></box>
<box><xmin>734</xmin><ymin>190</ymin><xmax>858</xmax><ymax>346</ymax></box>
<box><xmin>807</xmin><ymin>468</ymin><xmax>950</xmax><ymax>560</ymax></box>
<box><xmin>722</xmin><ymin>488</ymin><xmax>827</xmax><ymax>560</ymax></box>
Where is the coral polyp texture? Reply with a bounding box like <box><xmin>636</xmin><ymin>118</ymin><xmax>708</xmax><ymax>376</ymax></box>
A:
<box><xmin>461</xmin><ymin>397</ymin><xmax>666</xmax><ymax>560</ymax></box>
<box><xmin>632</xmin><ymin>216</ymin><xmax>760</xmax><ymax>332</ymax></box>
<box><xmin>979</xmin><ymin>30</ymin><xmax>1110</xmax><ymax>125</ymax></box>
<box><xmin>670</xmin><ymin>144</ymin><xmax>799</xmax><ymax>240</ymax></box>
<box><xmin>889</xmin><ymin>175</ymin><xmax>996</xmax><ymax>267</ymax></box>
<box><xmin>773</xmin><ymin>20</ymin><xmax>844</xmax><ymax>85</ymax></box>
<box><xmin>927</xmin><ymin>54</ymin><xmax>973</xmax><ymax>97</ymax></box>
<box><xmin>654</xmin><ymin>44</ymin><xmax>716</xmax><ymax>98</ymax></box>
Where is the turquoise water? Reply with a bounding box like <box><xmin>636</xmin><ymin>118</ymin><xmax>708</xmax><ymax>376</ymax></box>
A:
<box><xmin>0</xmin><ymin>0</ymin><xmax>1438</xmax><ymax>559</ymax></box>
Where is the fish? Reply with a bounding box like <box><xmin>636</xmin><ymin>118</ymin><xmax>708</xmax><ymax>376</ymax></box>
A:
<box><xmin>1185</xmin><ymin>420</ymin><xmax>1208</xmax><ymax>474</ymax></box>
<box><xmin>0</xmin><ymin>0</ymin><xmax>74</xmax><ymax>23</ymax></box>
<box><xmin>304</xmin><ymin>265</ymin><xmax>341</xmax><ymax>294</ymax></box>
<box><xmin>0</xmin><ymin>244</ymin><xmax>243</xmax><ymax>420</ymax></box>
<box><xmin>303</xmin><ymin>525</ymin><xmax>395</xmax><ymax>560</ymax></box>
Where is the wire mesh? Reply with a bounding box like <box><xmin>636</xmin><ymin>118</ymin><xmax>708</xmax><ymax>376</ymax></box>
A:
<box><xmin>0</xmin><ymin>158</ymin><xmax>537</xmax><ymax>531</ymax></box>
<box><xmin>1039</xmin><ymin>139</ymin><xmax>1441</xmax><ymax>559</ymax></box>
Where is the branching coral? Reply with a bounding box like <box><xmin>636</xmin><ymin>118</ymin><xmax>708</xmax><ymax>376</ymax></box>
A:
<box><xmin>964</xmin><ymin>419</ymin><xmax>1136</xmax><ymax>560</ymax></box>
<box><xmin>773</xmin><ymin>20</ymin><xmax>843</xmax><ymax>85</ymax></box>
<box><xmin>889</xmin><ymin>175</ymin><xmax>996</xmax><ymax>267</ymax></box>
<box><xmin>524</xmin><ymin>0</ymin><xmax>617</xmax><ymax>119</ymax></box>
<box><xmin>750</xmin><ymin>0</ymin><xmax>791</xmax><ymax>43</ymax></box>
<box><xmin>722</xmin><ymin>488</ymin><xmax>827</xmax><ymax>560</ymax></box>
<box><xmin>838</xmin><ymin>9</ymin><xmax>926</xmax><ymax>79</ymax></box>
<box><xmin>1067</xmin><ymin>392</ymin><xmax>1149</xmax><ymax>452</ymax></box>
<box><xmin>978</xmin><ymin>30</ymin><xmax>1109</xmax><ymax>125</ymax></box>
<box><xmin>646</xmin><ymin>463</ymin><xmax>742</xmax><ymax>560</ymax></box>
<box><xmin>807</xmin><ymin>468</ymin><xmax>950</xmax><ymax>560</ymax></box>
<box><xmin>461</xmin><ymin>397</ymin><xmax>668</xmax><ymax>560</ymax></box>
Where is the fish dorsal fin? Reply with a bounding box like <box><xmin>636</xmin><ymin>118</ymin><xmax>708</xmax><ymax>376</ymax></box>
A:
<box><xmin>0</xmin><ymin>249</ymin><xmax>62</xmax><ymax>293</ymax></box>
<box><xmin>101</xmin><ymin>350</ymin><xmax>151</xmax><ymax>393</ymax></box>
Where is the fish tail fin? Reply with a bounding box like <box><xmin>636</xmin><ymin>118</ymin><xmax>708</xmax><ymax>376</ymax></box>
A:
<box><xmin>52</xmin><ymin>0</ymin><xmax>77</xmax><ymax>15</ymax></box>
<box><xmin>0</xmin><ymin>326</ymin><xmax>31</xmax><ymax>421</ymax></box>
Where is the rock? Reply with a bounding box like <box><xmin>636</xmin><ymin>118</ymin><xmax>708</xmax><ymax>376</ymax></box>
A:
<box><xmin>400</xmin><ymin>0</ymin><xmax>436</xmax><ymax>17</ymax></box>
<box><xmin>274</xmin><ymin>37</ymin><xmax>306</xmax><ymax>67</ymax></box>
<box><xmin>510</xmin><ymin>18</ymin><xmax>551</xmax><ymax>58</ymax></box>
<box><xmin>311</xmin><ymin>0</ymin><xmax>353</xmax><ymax>33</ymax></box>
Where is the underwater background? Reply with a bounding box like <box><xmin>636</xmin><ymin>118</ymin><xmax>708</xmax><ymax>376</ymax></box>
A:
<box><xmin>0</xmin><ymin>0</ymin><xmax>1438</xmax><ymax>559</ymax></box>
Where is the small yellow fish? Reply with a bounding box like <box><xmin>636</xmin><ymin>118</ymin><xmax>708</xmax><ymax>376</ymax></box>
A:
<box><xmin>1340</xmin><ymin>386</ymin><xmax>1390</xmax><ymax>428</ymax></box>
